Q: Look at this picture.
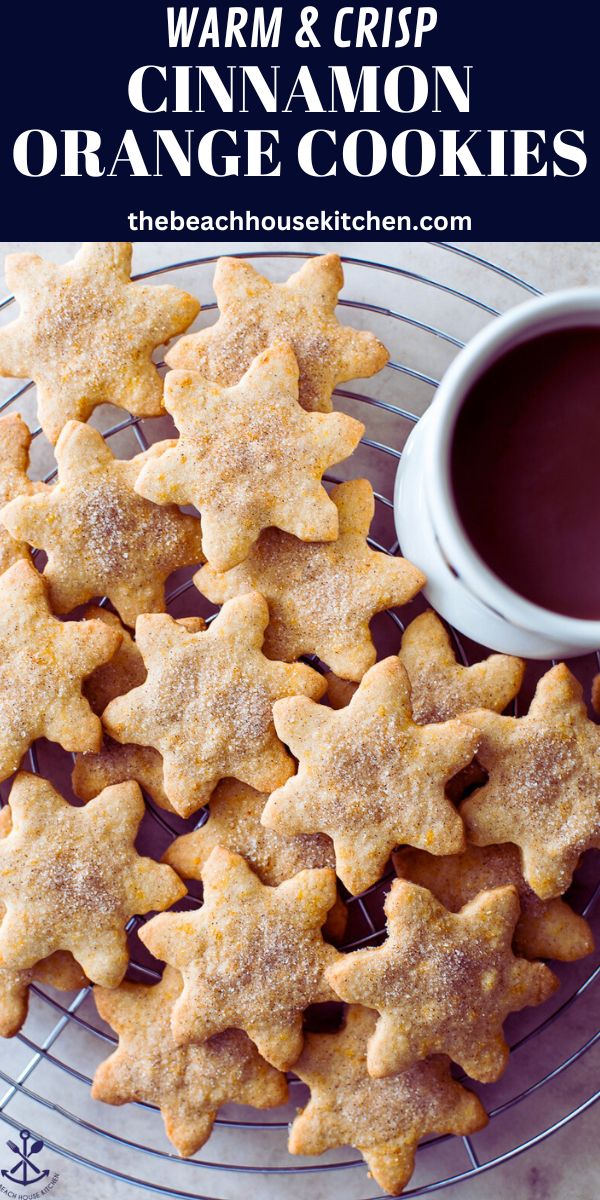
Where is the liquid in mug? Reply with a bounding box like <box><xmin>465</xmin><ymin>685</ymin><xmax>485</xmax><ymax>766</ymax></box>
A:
<box><xmin>451</xmin><ymin>326</ymin><xmax>600</xmax><ymax>620</ymax></box>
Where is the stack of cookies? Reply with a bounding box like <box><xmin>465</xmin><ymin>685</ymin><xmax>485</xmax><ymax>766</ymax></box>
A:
<box><xmin>0</xmin><ymin>243</ymin><xmax>596</xmax><ymax>1196</ymax></box>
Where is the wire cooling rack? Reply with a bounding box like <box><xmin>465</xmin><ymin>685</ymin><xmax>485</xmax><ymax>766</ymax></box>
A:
<box><xmin>0</xmin><ymin>245</ymin><xmax>597</xmax><ymax>1199</ymax></box>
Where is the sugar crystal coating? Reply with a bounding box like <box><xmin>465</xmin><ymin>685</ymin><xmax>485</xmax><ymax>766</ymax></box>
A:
<box><xmin>166</xmin><ymin>253</ymin><xmax>388</xmax><ymax>413</ymax></box>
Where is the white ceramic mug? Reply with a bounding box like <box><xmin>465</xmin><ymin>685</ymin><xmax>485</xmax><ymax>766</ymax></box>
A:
<box><xmin>394</xmin><ymin>288</ymin><xmax>600</xmax><ymax>659</ymax></box>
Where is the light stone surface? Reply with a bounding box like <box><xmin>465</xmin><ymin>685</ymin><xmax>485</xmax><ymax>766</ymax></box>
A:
<box><xmin>0</xmin><ymin>240</ymin><xmax>597</xmax><ymax>1200</ymax></box>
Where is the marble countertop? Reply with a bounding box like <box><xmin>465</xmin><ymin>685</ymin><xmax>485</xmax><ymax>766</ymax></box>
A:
<box><xmin>0</xmin><ymin>240</ymin><xmax>597</xmax><ymax>1200</ymax></box>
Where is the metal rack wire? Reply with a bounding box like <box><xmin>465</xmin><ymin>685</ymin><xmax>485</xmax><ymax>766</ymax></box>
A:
<box><xmin>0</xmin><ymin>245</ymin><xmax>597</xmax><ymax>1198</ymax></box>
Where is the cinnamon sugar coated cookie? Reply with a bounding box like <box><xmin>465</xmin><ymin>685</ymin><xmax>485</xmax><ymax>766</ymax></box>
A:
<box><xmin>83</xmin><ymin>610</ymin><xmax>206</xmax><ymax>715</ymax></box>
<box><xmin>324</xmin><ymin>609</ymin><xmax>524</xmax><ymax>715</ymax></box>
<box><xmin>135</xmin><ymin>341</ymin><xmax>364</xmax><ymax>571</ymax></box>
<box><xmin>164</xmin><ymin>778</ymin><xmax>335</xmax><ymax>886</ymax></box>
<box><xmin>81</xmin><ymin>607</ymin><xmax>150</xmax><ymax>713</ymax></box>
<box><xmin>166</xmin><ymin>253</ymin><xmax>389</xmax><ymax>412</ymax></box>
<box><xmin>0</xmin><ymin>773</ymin><xmax>185</xmax><ymax>986</ymax></box>
<box><xmin>163</xmin><ymin>780</ymin><xmax>347</xmax><ymax>941</ymax></box>
<box><xmin>263</xmin><ymin>656</ymin><xmax>478</xmax><ymax>894</ymax></box>
<box><xmin>0</xmin><ymin>242</ymin><xmax>200</xmax><ymax>443</ymax></box>
<box><xmin>326</xmin><ymin>880</ymin><xmax>558</xmax><ymax>1082</ymax></box>
<box><xmin>1</xmin><ymin>421</ymin><xmax>203</xmax><ymax>626</ymax></box>
<box><xmin>461</xmin><ymin>663</ymin><xmax>600</xmax><ymax>898</ymax></box>
<box><xmin>74</xmin><ymin>612</ymin><xmax>206</xmax><ymax>813</ymax></box>
<box><xmin>289</xmin><ymin>1005</ymin><xmax>487</xmax><ymax>1195</ymax></box>
<box><xmin>0</xmin><ymin>950</ymin><xmax>87</xmax><ymax>1039</ymax></box>
<box><xmin>102</xmin><ymin>592</ymin><xmax>326</xmax><ymax>817</ymax></box>
<box><xmin>93</xmin><ymin>967</ymin><xmax>287</xmax><ymax>1157</ymax></box>
<box><xmin>73</xmin><ymin>740</ymin><xmax>173</xmax><ymax>812</ymax></box>
<box><xmin>393</xmin><ymin>843</ymin><xmax>594</xmax><ymax>962</ymax></box>
<box><xmin>399</xmin><ymin>611</ymin><xmax>525</xmax><ymax>722</ymax></box>
<box><xmin>0</xmin><ymin>559</ymin><xmax>121</xmax><ymax>780</ymax></box>
<box><xmin>0</xmin><ymin>413</ymin><xmax>45</xmax><ymax>575</ymax></box>
<box><xmin>197</xmin><ymin>479</ymin><xmax>424</xmax><ymax>680</ymax></box>
<box><xmin>0</xmin><ymin>803</ymin><xmax>87</xmax><ymax>1038</ymax></box>
<box><xmin>140</xmin><ymin>846</ymin><xmax>341</xmax><ymax>1070</ymax></box>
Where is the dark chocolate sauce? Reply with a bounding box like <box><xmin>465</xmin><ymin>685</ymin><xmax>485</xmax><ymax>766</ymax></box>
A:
<box><xmin>450</xmin><ymin>325</ymin><xmax>600</xmax><ymax>620</ymax></box>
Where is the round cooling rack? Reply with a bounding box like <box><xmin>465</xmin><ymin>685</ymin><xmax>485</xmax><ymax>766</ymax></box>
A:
<box><xmin>0</xmin><ymin>244</ymin><xmax>597</xmax><ymax>1199</ymax></box>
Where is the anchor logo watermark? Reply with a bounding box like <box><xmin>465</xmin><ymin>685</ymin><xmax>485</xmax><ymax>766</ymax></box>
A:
<box><xmin>0</xmin><ymin>1131</ymin><xmax>59</xmax><ymax>1197</ymax></box>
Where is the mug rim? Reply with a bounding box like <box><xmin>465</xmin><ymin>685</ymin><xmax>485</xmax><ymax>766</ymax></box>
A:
<box><xmin>426</xmin><ymin>286</ymin><xmax>600</xmax><ymax>645</ymax></box>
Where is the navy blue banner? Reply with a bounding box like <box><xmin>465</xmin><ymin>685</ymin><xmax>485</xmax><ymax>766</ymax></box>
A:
<box><xmin>1</xmin><ymin>1</ymin><xmax>596</xmax><ymax>239</ymax></box>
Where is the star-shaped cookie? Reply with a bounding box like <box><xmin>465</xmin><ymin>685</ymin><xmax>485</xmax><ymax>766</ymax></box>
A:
<box><xmin>166</xmin><ymin>253</ymin><xmax>389</xmax><ymax>412</ymax></box>
<box><xmin>102</xmin><ymin>591</ymin><xmax>326</xmax><ymax>817</ymax></box>
<box><xmin>323</xmin><ymin>611</ymin><xmax>525</xmax><ymax>718</ymax></box>
<box><xmin>0</xmin><ymin>413</ymin><xmax>45</xmax><ymax>576</ymax></box>
<box><xmin>460</xmin><ymin>663</ymin><xmax>600</xmax><ymax>899</ymax></box>
<box><xmin>73</xmin><ymin>610</ymin><xmax>205</xmax><ymax>814</ymax></box>
<box><xmin>592</xmin><ymin>673</ymin><xmax>600</xmax><ymax>716</ymax></box>
<box><xmin>399</xmin><ymin>611</ymin><xmax>525</xmax><ymax>722</ymax></box>
<box><xmin>1</xmin><ymin>422</ymin><xmax>203</xmax><ymax>626</ymax></box>
<box><xmin>0</xmin><ymin>803</ymin><xmax>87</xmax><ymax>1038</ymax></box>
<box><xmin>288</xmin><ymin>1005</ymin><xmax>487</xmax><ymax>1196</ymax></box>
<box><xmin>92</xmin><ymin>966</ymin><xmax>288</xmax><ymax>1157</ymax></box>
<box><xmin>135</xmin><ymin>342</ymin><xmax>364</xmax><ymax>572</ymax></box>
<box><xmin>139</xmin><ymin>847</ymin><xmax>341</xmax><ymax>1070</ymax></box>
<box><xmin>393</xmin><ymin>843</ymin><xmax>594</xmax><ymax>962</ymax></box>
<box><xmin>164</xmin><ymin>778</ymin><xmax>335</xmax><ymax>886</ymax></box>
<box><xmin>73</xmin><ymin>740</ymin><xmax>173</xmax><ymax>812</ymax></box>
<box><xmin>197</xmin><ymin>480</ymin><xmax>424</xmax><ymax>680</ymax></box>
<box><xmin>0</xmin><ymin>773</ymin><xmax>186</xmax><ymax>987</ymax></box>
<box><xmin>262</xmin><ymin>656</ymin><xmax>478</xmax><ymax>894</ymax></box>
<box><xmin>326</xmin><ymin>880</ymin><xmax>558</xmax><ymax>1082</ymax></box>
<box><xmin>0</xmin><ymin>559</ymin><xmax>121</xmax><ymax>781</ymax></box>
<box><xmin>0</xmin><ymin>950</ymin><xmax>87</xmax><ymax>1039</ymax></box>
<box><xmin>81</xmin><ymin>607</ymin><xmax>149</xmax><ymax>713</ymax></box>
<box><xmin>162</xmin><ymin>779</ymin><xmax>347</xmax><ymax>942</ymax></box>
<box><xmin>0</xmin><ymin>242</ymin><xmax>200</xmax><ymax>443</ymax></box>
